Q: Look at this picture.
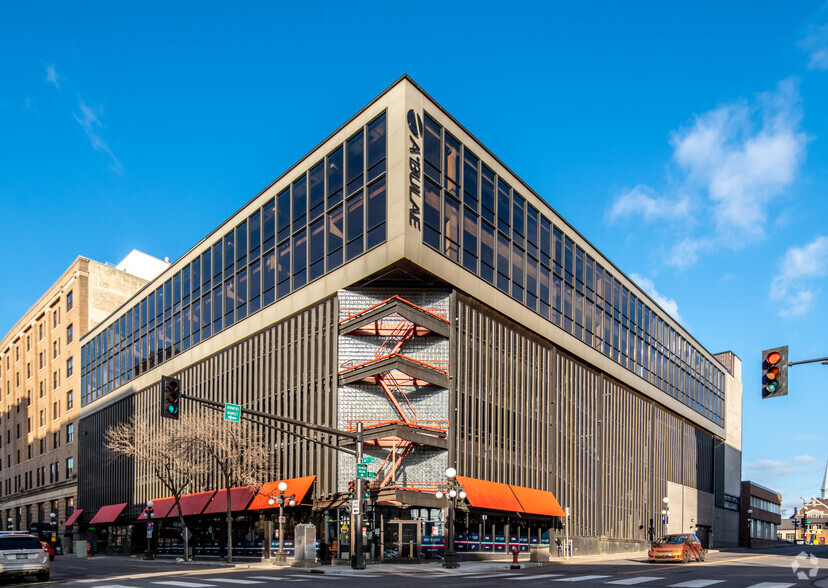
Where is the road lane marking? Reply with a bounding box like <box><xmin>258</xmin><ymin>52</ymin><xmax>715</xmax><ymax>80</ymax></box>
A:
<box><xmin>245</xmin><ymin>577</ymin><xmax>308</xmax><ymax>583</ymax></box>
<box><xmin>554</xmin><ymin>576</ymin><xmax>612</xmax><ymax>582</ymax></box>
<box><xmin>606</xmin><ymin>578</ymin><xmax>664</xmax><ymax>585</ymax></box>
<box><xmin>194</xmin><ymin>580</ymin><xmax>266</xmax><ymax>585</ymax></box>
<box><xmin>621</xmin><ymin>553</ymin><xmax>776</xmax><ymax>573</ymax></box>
<box><xmin>668</xmin><ymin>581</ymin><xmax>726</xmax><ymax>587</ymax></box>
<box><xmin>745</xmin><ymin>584</ymin><xmax>795</xmax><ymax>588</ymax></box>
<box><xmin>509</xmin><ymin>574</ymin><xmax>565</xmax><ymax>580</ymax></box>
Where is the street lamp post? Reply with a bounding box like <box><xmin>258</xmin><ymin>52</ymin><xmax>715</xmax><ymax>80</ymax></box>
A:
<box><xmin>661</xmin><ymin>497</ymin><xmax>670</xmax><ymax>537</ymax></box>
<box><xmin>144</xmin><ymin>500</ymin><xmax>155</xmax><ymax>560</ymax></box>
<box><xmin>269</xmin><ymin>482</ymin><xmax>295</xmax><ymax>565</ymax></box>
<box><xmin>49</xmin><ymin>512</ymin><xmax>57</xmax><ymax>550</ymax></box>
<box><xmin>746</xmin><ymin>509</ymin><xmax>753</xmax><ymax>549</ymax></box>
<box><xmin>7</xmin><ymin>517</ymin><xmax>12</xmax><ymax>531</ymax></box>
<box><xmin>435</xmin><ymin>467</ymin><xmax>466</xmax><ymax>569</ymax></box>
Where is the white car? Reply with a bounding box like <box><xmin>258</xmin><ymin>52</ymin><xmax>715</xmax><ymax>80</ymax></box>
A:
<box><xmin>0</xmin><ymin>533</ymin><xmax>50</xmax><ymax>582</ymax></box>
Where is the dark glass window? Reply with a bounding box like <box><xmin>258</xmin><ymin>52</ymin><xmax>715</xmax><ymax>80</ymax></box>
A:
<box><xmin>262</xmin><ymin>198</ymin><xmax>275</xmax><ymax>251</ymax></box>
<box><xmin>346</xmin><ymin>130</ymin><xmax>364</xmax><ymax>195</ymax></box>
<box><xmin>163</xmin><ymin>279</ymin><xmax>172</xmax><ymax>312</ymax></box>
<box><xmin>511</xmin><ymin>243</ymin><xmax>524</xmax><ymax>301</ymax></box>
<box><xmin>249</xmin><ymin>209</ymin><xmax>262</xmax><ymax>259</ymax></box>
<box><xmin>526</xmin><ymin>205</ymin><xmax>538</xmax><ymax>258</ymax></box>
<box><xmin>201</xmin><ymin>249</ymin><xmax>211</xmax><ymax>290</ymax></box>
<box><xmin>172</xmin><ymin>273</ymin><xmax>181</xmax><ymax>312</ymax></box>
<box><xmin>346</xmin><ymin>190</ymin><xmax>364</xmax><ymax>260</ymax></box>
<box><xmin>293</xmin><ymin>228</ymin><xmax>307</xmax><ymax>290</ymax></box>
<box><xmin>366</xmin><ymin>113</ymin><xmax>386</xmax><ymax>182</ymax></box>
<box><xmin>236</xmin><ymin>220</ymin><xmax>247</xmax><ymax>268</ymax></box>
<box><xmin>480</xmin><ymin>221</ymin><xmax>495</xmax><ymax>284</ymax></box>
<box><xmin>327</xmin><ymin>204</ymin><xmax>344</xmax><ymax>271</ymax></box>
<box><xmin>327</xmin><ymin>147</ymin><xmax>344</xmax><ymax>208</ymax></box>
<box><xmin>540</xmin><ymin>216</ymin><xmax>551</xmax><ymax>267</ymax></box>
<box><xmin>423</xmin><ymin>178</ymin><xmax>441</xmax><ymax>251</ymax></box>
<box><xmin>366</xmin><ymin>177</ymin><xmax>386</xmax><ymax>250</ymax></box>
<box><xmin>309</xmin><ymin>218</ymin><xmax>325</xmax><ymax>281</ymax></box>
<box><xmin>553</xmin><ymin>226</ymin><xmax>563</xmax><ymax>271</ymax></box>
<box><xmin>424</xmin><ymin>114</ymin><xmax>441</xmax><ymax>181</ymax></box>
<box><xmin>444</xmin><ymin>195</ymin><xmax>460</xmax><ymax>262</ymax></box>
<box><xmin>181</xmin><ymin>265</ymin><xmax>190</xmax><ymax>306</ymax></box>
<box><xmin>481</xmin><ymin>165</ymin><xmax>495</xmax><ymax>224</ymax></box>
<box><xmin>293</xmin><ymin>174</ymin><xmax>307</xmax><ymax>229</ymax></box>
<box><xmin>497</xmin><ymin>232</ymin><xmax>510</xmax><ymax>293</ymax></box>
<box><xmin>497</xmin><ymin>179</ymin><xmax>511</xmax><ymax>234</ymax></box>
<box><xmin>309</xmin><ymin>161</ymin><xmax>324</xmax><ymax>221</ymax></box>
<box><xmin>223</xmin><ymin>232</ymin><xmax>234</xmax><ymax>277</ymax></box>
<box><xmin>277</xmin><ymin>188</ymin><xmax>291</xmax><ymax>243</ymax></box>
<box><xmin>444</xmin><ymin>132</ymin><xmax>461</xmax><ymax>197</ymax></box>
<box><xmin>277</xmin><ymin>241</ymin><xmax>290</xmax><ymax>299</ymax></box>
<box><xmin>463</xmin><ymin>150</ymin><xmax>479</xmax><ymax>209</ymax></box>
<box><xmin>262</xmin><ymin>250</ymin><xmax>275</xmax><ymax>305</ymax></box>
<box><xmin>249</xmin><ymin>258</ymin><xmax>261</xmax><ymax>314</ymax></box>
<box><xmin>512</xmin><ymin>192</ymin><xmax>525</xmax><ymax>242</ymax></box>
<box><xmin>212</xmin><ymin>242</ymin><xmax>222</xmax><ymax>285</ymax></box>
<box><xmin>462</xmin><ymin>207</ymin><xmax>478</xmax><ymax>273</ymax></box>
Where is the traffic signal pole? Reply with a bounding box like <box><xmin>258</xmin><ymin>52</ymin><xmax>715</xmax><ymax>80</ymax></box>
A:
<box><xmin>352</xmin><ymin>422</ymin><xmax>366</xmax><ymax>570</ymax></box>
<box><xmin>177</xmin><ymin>391</ymin><xmax>368</xmax><ymax>569</ymax></box>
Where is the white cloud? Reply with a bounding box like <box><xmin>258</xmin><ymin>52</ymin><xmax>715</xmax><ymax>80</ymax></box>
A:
<box><xmin>607</xmin><ymin>185</ymin><xmax>690</xmax><ymax>224</ymax></box>
<box><xmin>72</xmin><ymin>100</ymin><xmax>122</xmax><ymax>174</ymax></box>
<box><xmin>744</xmin><ymin>459</ymin><xmax>798</xmax><ymax>478</ymax></box>
<box><xmin>45</xmin><ymin>64</ymin><xmax>60</xmax><ymax>89</ymax></box>
<box><xmin>607</xmin><ymin>80</ymin><xmax>808</xmax><ymax>269</ymax></box>
<box><xmin>629</xmin><ymin>273</ymin><xmax>682</xmax><ymax>323</ymax></box>
<box><xmin>793</xmin><ymin>454</ymin><xmax>818</xmax><ymax>464</ymax></box>
<box><xmin>770</xmin><ymin>236</ymin><xmax>828</xmax><ymax>316</ymax></box>
<box><xmin>800</xmin><ymin>23</ymin><xmax>828</xmax><ymax>70</ymax></box>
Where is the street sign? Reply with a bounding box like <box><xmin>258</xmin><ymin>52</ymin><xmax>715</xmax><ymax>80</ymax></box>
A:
<box><xmin>224</xmin><ymin>403</ymin><xmax>241</xmax><ymax>422</ymax></box>
<box><xmin>278</xmin><ymin>515</ymin><xmax>286</xmax><ymax>524</ymax></box>
<box><xmin>361</xmin><ymin>456</ymin><xmax>375</xmax><ymax>464</ymax></box>
<box><xmin>181</xmin><ymin>528</ymin><xmax>192</xmax><ymax>542</ymax></box>
<box><xmin>356</xmin><ymin>463</ymin><xmax>368</xmax><ymax>478</ymax></box>
<box><xmin>351</xmin><ymin>499</ymin><xmax>360</xmax><ymax>515</ymax></box>
<box><xmin>367</xmin><ymin>472</ymin><xmax>377</xmax><ymax>479</ymax></box>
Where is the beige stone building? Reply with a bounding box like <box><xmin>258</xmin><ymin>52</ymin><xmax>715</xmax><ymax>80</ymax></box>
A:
<box><xmin>0</xmin><ymin>255</ymin><xmax>164</xmax><ymax>548</ymax></box>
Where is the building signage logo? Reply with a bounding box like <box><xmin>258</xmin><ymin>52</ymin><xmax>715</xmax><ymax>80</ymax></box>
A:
<box><xmin>407</xmin><ymin>109</ymin><xmax>423</xmax><ymax>231</ymax></box>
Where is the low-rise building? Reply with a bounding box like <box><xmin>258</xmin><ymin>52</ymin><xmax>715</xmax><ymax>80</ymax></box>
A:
<box><xmin>740</xmin><ymin>481</ymin><xmax>781</xmax><ymax>547</ymax></box>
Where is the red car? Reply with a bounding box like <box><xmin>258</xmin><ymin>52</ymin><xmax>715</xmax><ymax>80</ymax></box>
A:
<box><xmin>39</xmin><ymin>540</ymin><xmax>55</xmax><ymax>561</ymax></box>
<box><xmin>648</xmin><ymin>533</ymin><xmax>705</xmax><ymax>563</ymax></box>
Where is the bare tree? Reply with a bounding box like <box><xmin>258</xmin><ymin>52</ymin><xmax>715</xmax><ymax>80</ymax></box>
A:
<box><xmin>104</xmin><ymin>415</ymin><xmax>207</xmax><ymax>561</ymax></box>
<box><xmin>188</xmin><ymin>411</ymin><xmax>275</xmax><ymax>563</ymax></box>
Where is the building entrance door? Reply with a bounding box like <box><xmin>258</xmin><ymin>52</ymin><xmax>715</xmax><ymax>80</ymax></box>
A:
<box><xmin>382</xmin><ymin>520</ymin><xmax>421</xmax><ymax>561</ymax></box>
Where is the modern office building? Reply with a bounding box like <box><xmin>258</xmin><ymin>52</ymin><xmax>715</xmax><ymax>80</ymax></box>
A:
<box><xmin>0</xmin><ymin>253</ymin><xmax>164</xmax><ymax>551</ymax></box>
<box><xmin>76</xmin><ymin>76</ymin><xmax>743</xmax><ymax>560</ymax></box>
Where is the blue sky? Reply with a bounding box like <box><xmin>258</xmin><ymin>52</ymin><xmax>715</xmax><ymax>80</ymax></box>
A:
<box><xmin>2</xmin><ymin>1</ymin><xmax>827</xmax><ymax>514</ymax></box>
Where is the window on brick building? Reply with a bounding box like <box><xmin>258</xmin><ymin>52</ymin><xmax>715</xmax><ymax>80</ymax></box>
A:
<box><xmin>66</xmin><ymin>390</ymin><xmax>73</xmax><ymax>410</ymax></box>
<box><xmin>66</xmin><ymin>324</ymin><xmax>73</xmax><ymax>345</ymax></box>
<box><xmin>66</xmin><ymin>357</ymin><xmax>73</xmax><ymax>378</ymax></box>
<box><xmin>66</xmin><ymin>423</ymin><xmax>73</xmax><ymax>444</ymax></box>
<box><xmin>66</xmin><ymin>291</ymin><xmax>73</xmax><ymax>312</ymax></box>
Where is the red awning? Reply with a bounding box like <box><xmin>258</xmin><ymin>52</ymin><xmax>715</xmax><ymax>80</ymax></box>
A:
<box><xmin>89</xmin><ymin>503</ymin><xmax>127</xmax><ymax>524</ymax></box>
<box><xmin>202</xmin><ymin>486</ymin><xmax>256</xmax><ymax>515</ymax></box>
<box><xmin>248</xmin><ymin>476</ymin><xmax>316</xmax><ymax>510</ymax></box>
<box><xmin>168</xmin><ymin>491</ymin><xmax>216</xmax><ymax>518</ymax></box>
<box><xmin>456</xmin><ymin>476</ymin><xmax>564</xmax><ymax>518</ymax></box>
<box><xmin>64</xmin><ymin>509</ymin><xmax>83</xmax><ymax>526</ymax></box>
<box><xmin>137</xmin><ymin>497</ymin><xmax>175</xmax><ymax>520</ymax></box>
<box><xmin>509</xmin><ymin>484</ymin><xmax>566</xmax><ymax>517</ymax></box>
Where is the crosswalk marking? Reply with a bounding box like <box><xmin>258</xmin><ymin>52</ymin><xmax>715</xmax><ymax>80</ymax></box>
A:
<box><xmin>745</xmin><ymin>584</ymin><xmax>794</xmax><ymax>588</ymax></box>
<box><xmin>460</xmin><ymin>573</ymin><xmax>524</xmax><ymax>579</ymax></box>
<box><xmin>606</xmin><ymin>578</ymin><xmax>664</xmax><ymax>585</ymax></box>
<box><xmin>193</xmin><ymin>580</ymin><xmax>265</xmax><ymax>585</ymax></box>
<box><xmin>245</xmin><ymin>577</ymin><xmax>308</xmax><ymax>583</ymax></box>
<box><xmin>554</xmin><ymin>576</ymin><xmax>612</xmax><ymax>582</ymax></box>
<box><xmin>668</xmin><ymin>581</ymin><xmax>726</xmax><ymax>588</ymax></box>
<box><xmin>151</xmin><ymin>583</ymin><xmax>216</xmax><ymax>588</ymax></box>
<box><xmin>509</xmin><ymin>573</ymin><xmax>565</xmax><ymax>580</ymax></box>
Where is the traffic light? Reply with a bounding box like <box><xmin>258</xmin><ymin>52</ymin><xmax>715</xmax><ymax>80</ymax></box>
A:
<box><xmin>761</xmin><ymin>346</ymin><xmax>788</xmax><ymax>399</ymax></box>
<box><xmin>348</xmin><ymin>480</ymin><xmax>355</xmax><ymax>498</ymax></box>
<box><xmin>161</xmin><ymin>376</ymin><xmax>181</xmax><ymax>419</ymax></box>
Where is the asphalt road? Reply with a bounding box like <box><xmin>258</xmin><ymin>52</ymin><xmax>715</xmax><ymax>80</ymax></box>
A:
<box><xmin>2</xmin><ymin>544</ymin><xmax>825</xmax><ymax>587</ymax></box>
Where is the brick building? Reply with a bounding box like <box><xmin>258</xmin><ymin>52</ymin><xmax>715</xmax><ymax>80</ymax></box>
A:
<box><xmin>740</xmin><ymin>481</ymin><xmax>782</xmax><ymax>547</ymax></box>
<box><xmin>0</xmin><ymin>254</ymin><xmax>164</xmax><ymax>550</ymax></box>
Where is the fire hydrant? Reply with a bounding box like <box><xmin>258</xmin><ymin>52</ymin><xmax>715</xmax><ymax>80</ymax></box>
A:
<box><xmin>510</xmin><ymin>546</ymin><xmax>520</xmax><ymax>568</ymax></box>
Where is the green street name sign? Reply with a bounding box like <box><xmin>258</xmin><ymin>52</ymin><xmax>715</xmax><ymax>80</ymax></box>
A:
<box><xmin>367</xmin><ymin>472</ymin><xmax>377</xmax><ymax>479</ymax></box>
<box><xmin>361</xmin><ymin>456</ymin><xmax>376</xmax><ymax>464</ymax></box>
<box><xmin>224</xmin><ymin>403</ymin><xmax>241</xmax><ymax>422</ymax></box>
<box><xmin>356</xmin><ymin>463</ymin><xmax>368</xmax><ymax>478</ymax></box>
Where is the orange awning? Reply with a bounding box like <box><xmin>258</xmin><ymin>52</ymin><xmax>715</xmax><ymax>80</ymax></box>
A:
<box><xmin>456</xmin><ymin>476</ymin><xmax>564</xmax><ymax>517</ymax></box>
<box><xmin>456</xmin><ymin>476</ymin><xmax>523</xmax><ymax>513</ymax></box>
<box><xmin>248</xmin><ymin>476</ymin><xmax>316</xmax><ymax>511</ymax></box>
<box><xmin>89</xmin><ymin>503</ymin><xmax>127</xmax><ymax>524</ymax></box>
<box><xmin>509</xmin><ymin>484</ymin><xmax>566</xmax><ymax>517</ymax></box>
